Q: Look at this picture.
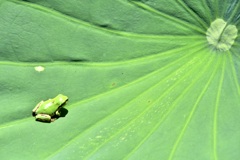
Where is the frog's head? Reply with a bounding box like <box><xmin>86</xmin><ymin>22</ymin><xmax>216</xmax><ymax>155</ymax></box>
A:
<box><xmin>54</xmin><ymin>94</ymin><xmax>68</xmax><ymax>106</ymax></box>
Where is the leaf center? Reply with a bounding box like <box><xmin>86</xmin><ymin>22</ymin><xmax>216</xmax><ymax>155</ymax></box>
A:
<box><xmin>206</xmin><ymin>19</ymin><xmax>238</xmax><ymax>52</ymax></box>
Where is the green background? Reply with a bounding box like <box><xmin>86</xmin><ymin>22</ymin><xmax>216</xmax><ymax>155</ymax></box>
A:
<box><xmin>0</xmin><ymin>0</ymin><xmax>239</xmax><ymax>159</ymax></box>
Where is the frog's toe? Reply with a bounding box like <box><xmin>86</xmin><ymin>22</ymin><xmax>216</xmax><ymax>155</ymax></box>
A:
<box><xmin>51</xmin><ymin>118</ymin><xmax>56</xmax><ymax>122</ymax></box>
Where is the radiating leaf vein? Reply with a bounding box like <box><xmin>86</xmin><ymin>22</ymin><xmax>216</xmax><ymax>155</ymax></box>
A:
<box><xmin>168</xmin><ymin>53</ymin><xmax>218</xmax><ymax>160</ymax></box>
<box><xmin>128</xmin><ymin>0</ymin><xmax>205</xmax><ymax>34</ymax></box>
<box><xmin>213</xmin><ymin>55</ymin><xmax>226</xmax><ymax>160</ymax></box>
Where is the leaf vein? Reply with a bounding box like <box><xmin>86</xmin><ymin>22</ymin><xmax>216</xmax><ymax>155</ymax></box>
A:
<box><xmin>168</xmin><ymin>53</ymin><xmax>218</xmax><ymax>160</ymax></box>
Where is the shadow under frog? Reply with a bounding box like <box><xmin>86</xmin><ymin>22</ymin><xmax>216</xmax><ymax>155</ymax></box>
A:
<box><xmin>32</xmin><ymin>94</ymin><xmax>69</xmax><ymax>123</ymax></box>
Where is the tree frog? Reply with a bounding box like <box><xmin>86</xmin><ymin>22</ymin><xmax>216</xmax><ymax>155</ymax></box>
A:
<box><xmin>32</xmin><ymin>94</ymin><xmax>68</xmax><ymax>122</ymax></box>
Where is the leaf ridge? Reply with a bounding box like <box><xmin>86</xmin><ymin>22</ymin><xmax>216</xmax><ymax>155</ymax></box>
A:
<box><xmin>214</xmin><ymin>0</ymin><xmax>219</xmax><ymax>18</ymax></box>
<box><xmin>177</xmin><ymin>0</ymin><xmax>208</xmax><ymax>29</ymax></box>
<box><xmin>0</xmin><ymin>41</ymin><xmax>205</xmax><ymax>66</ymax></box>
<box><xmin>213</xmin><ymin>55</ymin><xmax>226</xmax><ymax>160</ymax></box>
<box><xmin>226</xmin><ymin>0</ymin><xmax>240</xmax><ymax>24</ymax></box>
<box><xmin>228</xmin><ymin>51</ymin><xmax>240</xmax><ymax>96</ymax></box>
<box><xmin>128</xmin><ymin>0</ymin><xmax>205</xmax><ymax>34</ymax></box>
<box><xmin>168</xmin><ymin>54</ymin><xmax>219</xmax><ymax>160</ymax></box>
<box><xmin>201</xmin><ymin>0</ymin><xmax>213</xmax><ymax>23</ymax></box>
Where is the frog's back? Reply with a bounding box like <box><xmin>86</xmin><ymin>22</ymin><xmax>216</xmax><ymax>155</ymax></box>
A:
<box><xmin>36</xmin><ymin>100</ymin><xmax>59</xmax><ymax>115</ymax></box>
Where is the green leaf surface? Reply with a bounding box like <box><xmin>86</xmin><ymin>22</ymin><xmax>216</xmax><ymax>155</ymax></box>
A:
<box><xmin>0</xmin><ymin>0</ymin><xmax>239</xmax><ymax>159</ymax></box>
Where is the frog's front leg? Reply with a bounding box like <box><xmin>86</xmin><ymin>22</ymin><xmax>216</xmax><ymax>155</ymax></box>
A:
<box><xmin>32</xmin><ymin>101</ymin><xmax>44</xmax><ymax>116</ymax></box>
<box><xmin>56</xmin><ymin>110</ymin><xmax>61</xmax><ymax>116</ymax></box>
<box><xmin>49</xmin><ymin>110</ymin><xmax>61</xmax><ymax>122</ymax></box>
<box><xmin>35</xmin><ymin>114</ymin><xmax>51</xmax><ymax>122</ymax></box>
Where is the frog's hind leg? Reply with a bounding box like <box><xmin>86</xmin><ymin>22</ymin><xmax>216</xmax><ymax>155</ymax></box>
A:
<box><xmin>36</xmin><ymin>114</ymin><xmax>51</xmax><ymax>122</ymax></box>
<box><xmin>32</xmin><ymin>101</ymin><xmax>43</xmax><ymax>116</ymax></box>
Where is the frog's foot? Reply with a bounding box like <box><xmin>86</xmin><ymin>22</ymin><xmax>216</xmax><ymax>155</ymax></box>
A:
<box><xmin>32</xmin><ymin>101</ymin><xmax>44</xmax><ymax>116</ymax></box>
<box><xmin>50</xmin><ymin>118</ymin><xmax>57</xmax><ymax>122</ymax></box>
<box><xmin>55</xmin><ymin>110</ymin><xmax>61</xmax><ymax>117</ymax></box>
<box><xmin>50</xmin><ymin>111</ymin><xmax>62</xmax><ymax>122</ymax></box>
<box><xmin>36</xmin><ymin>114</ymin><xmax>51</xmax><ymax>123</ymax></box>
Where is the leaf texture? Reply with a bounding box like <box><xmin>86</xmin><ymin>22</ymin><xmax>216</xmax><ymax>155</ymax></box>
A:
<box><xmin>0</xmin><ymin>0</ymin><xmax>239</xmax><ymax>159</ymax></box>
